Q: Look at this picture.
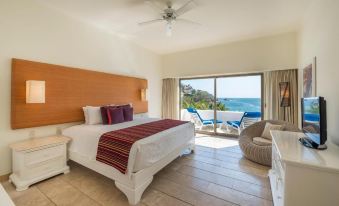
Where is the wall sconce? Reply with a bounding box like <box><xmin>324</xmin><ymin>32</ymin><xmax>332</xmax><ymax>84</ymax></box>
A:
<box><xmin>141</xmin><ymin>88</ymin><xmax>147</xmax><ymax>101</ymax></box>
<box><xmin>26</xmin><ymin>80</ymin><xmax>45</xmax><ymax>103</ymax></box>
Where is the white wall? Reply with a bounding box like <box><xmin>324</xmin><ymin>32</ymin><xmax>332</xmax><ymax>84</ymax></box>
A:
<box><xmin>298</xmin><ymin>0</ymin><xmax>339</xmax><ymax>144</ymax></box>
<box><xmin>0</xmin><ymin>0</ymin><xmax>162</xmax><ymax>175</ymax></box>
<box><xmin>162</xmin><ymin>32</ymin><xmax>298</xmax><ymax>78</ymax></box>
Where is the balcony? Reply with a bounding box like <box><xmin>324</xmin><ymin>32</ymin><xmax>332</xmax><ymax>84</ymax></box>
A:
<box><xmin>181</xmin><ymin>109</ymin><xmax>261</xmax><ymax>135</ymax></box>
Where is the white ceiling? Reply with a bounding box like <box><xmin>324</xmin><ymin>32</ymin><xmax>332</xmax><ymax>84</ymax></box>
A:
<box><xmin>36</xmin><ymin>0</ymin><xmax>312</xmax><ymax>54</ymax></box>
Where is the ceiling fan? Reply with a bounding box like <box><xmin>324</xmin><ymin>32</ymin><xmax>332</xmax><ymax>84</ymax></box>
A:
<box><xmin>139</xmin><ymin>0</ymin><xmax>199</xmax><ymax>36</ymax></box>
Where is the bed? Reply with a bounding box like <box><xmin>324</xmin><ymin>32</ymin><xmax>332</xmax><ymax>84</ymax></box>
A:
<box><xmin>62</xmin><ymin>117</ymin><xmax>195</xmax><ymax>205</ymax></box>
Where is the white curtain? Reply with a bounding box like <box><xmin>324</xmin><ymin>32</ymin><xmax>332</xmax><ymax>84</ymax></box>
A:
<box><xmin>264</xmin><ymin>69</ymin><xmax>298</xmax><ymax>125</ymax></box>
<box><xmin>162</xmin><ymin>78</ymin><xmax>179</xmax><ymax>119</ymax></box>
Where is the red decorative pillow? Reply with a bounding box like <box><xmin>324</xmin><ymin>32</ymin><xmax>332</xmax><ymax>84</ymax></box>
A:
<box><xmin>100</xmin><ymin>105</ymin><xmax>117</xmax><ymax>124</ymax></box>
<box><xmin>100</xmin><ymin>106</ymin><xmax>114</xmax><ymax>124</ymax></box>
<box><xmin>107</xmin><ymin>107</ymin><xmax>124</xmax><ymax>124</ymax></box>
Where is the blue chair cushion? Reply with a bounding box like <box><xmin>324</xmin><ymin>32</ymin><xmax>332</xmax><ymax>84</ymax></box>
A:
<box><xmin>187</xmin><ymin>108</ymin><xmax>223</xmax><ymax>125</ymax></box>
<box><xmin>202</xmin><ymin>119</ymin><xmax>223</xmax><ymax>125</ymax></box>
<box><xmin>202</xmin><ymin>120</ymin><xmax>213</xmax><ymax>125</ymax></box>
<box><xmin>244</xmin><ymin>112</ymin><xmax>261</xmax><ymax>118</ymax></box>
<box><xmin>187</xmin><ymin>108</ymin><xmax>197</xmax><ymax>113</ymax></box>
<box><xmin>226</xmin><ymin>120</ymin><xmax>241</xmax><ymax>128</ymax></box>
<box><xmin>207</xmin><ymin>119</ymin><xmax>223</xmax><ymax>124</ymax></box>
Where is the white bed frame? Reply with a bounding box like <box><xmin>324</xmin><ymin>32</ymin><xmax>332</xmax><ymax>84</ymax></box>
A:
<box><xmin>69</xmin><ymin>141</ymin><xmax>195</xmax><ymax>205</ymax></box>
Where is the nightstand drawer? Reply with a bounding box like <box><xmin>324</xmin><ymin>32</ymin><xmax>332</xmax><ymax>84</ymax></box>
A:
<box><xmin>24</xmin><ymin>144</ymin><xmax>64</xmax><ymax>166</ymax></box>
<box><xmin>23</xmin><ymin>157</ymin><xmax>64</xmax><ymax>180</ymax></box>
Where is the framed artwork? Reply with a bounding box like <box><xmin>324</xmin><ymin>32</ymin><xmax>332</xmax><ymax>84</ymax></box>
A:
<box><xmin>303</xmin><ymin>57</ymin><xmax>317</xmax><ymax>97</ymax></box>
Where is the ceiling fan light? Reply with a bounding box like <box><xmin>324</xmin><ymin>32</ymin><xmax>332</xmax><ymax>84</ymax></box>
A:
<box><xmin>166</xmin><ymin>22</ymin><xmax>172</xmax><ymax>36</ymax></box>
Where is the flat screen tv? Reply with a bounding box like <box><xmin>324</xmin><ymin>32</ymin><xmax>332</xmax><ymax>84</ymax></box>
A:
<box><xmin>300</xmin><ymin>97</ymin><xmax>327</xmax><ymax>149</ymax></box>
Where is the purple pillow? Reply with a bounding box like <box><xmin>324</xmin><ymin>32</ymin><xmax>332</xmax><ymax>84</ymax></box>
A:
<box><xmin>107</xmin><ymin>107</ymin><xmax>124</xmax><ymax>124</ymax></box>
<box><xmin>123</xmin><ymin>107</ymin><xmax>133</xmax><ymax>122</ymax></box>
<box><xmin>116</xmin><ymin>104</ymin><xmax>133</xmax><ymax>122</ymax></box>
<box><xmin>100</xmin><ymin>106</ymin><xmax>110</xmax><ymax>124</ymax></box>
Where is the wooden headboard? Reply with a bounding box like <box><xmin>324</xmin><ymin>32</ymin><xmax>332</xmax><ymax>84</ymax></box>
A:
<box><xmin>11</xmin><ymin>59</ymin><xmax>148</xmax><ymax>129</ymax></box>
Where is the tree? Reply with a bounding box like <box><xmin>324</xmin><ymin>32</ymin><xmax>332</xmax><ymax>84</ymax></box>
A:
<box><xmin>181</xmin><ymin>83</ymin><xmax>228</xmax><ymax>111</ymax></box>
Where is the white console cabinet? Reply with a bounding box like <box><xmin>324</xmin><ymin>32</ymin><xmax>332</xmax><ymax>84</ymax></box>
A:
<box><xmin>269</xmin><ymin>131</ymin><xmax>339</xmax><ymax>206</ymax></box>
<box><xmin>0</xmin><ymin>183</ymin><xmax>15</xmax><ymax>206</ymax></box>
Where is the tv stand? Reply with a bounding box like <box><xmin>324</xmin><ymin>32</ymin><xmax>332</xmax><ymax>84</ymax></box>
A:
<box><xmin>269</xmin><ymin>131</ymin><xmax>339</xmax><ymax>206</ymax></box>
<box><xmin>298</xmin><ymin>137</ymin><xmax>327</xmax><ymax>150</ymax></box>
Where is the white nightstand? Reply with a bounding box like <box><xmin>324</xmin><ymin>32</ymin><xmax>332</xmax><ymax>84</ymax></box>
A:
<box><xmin>9</xmin><ymin>136</ymin><xmax>71</xmax><ymax>191</ymax></box>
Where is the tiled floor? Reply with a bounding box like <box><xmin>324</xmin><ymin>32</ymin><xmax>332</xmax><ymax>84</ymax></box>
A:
<box><xmin>2</xmin><ymin>134</ymin><xmax>272</xmax><ymax>206</ymax></box>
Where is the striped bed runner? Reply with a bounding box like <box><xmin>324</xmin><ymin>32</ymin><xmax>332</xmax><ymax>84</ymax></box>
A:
<box><xmin>96</xmin><ymin>119</ymin><xmax>188</xmax><ymax>174</ymax></box>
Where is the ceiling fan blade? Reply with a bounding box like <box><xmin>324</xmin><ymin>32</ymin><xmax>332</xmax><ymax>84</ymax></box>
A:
<box><xmin>175</xmin><ymin>0</ymin><xmax>197</xmax><ymax>16</ymax></box>
<box><xmin>138</xmin><ymin>19</ymin><xmax>164</xmax><ymax>26</ymax></box>
<box><xmin>145</xmin><ymin>0</ymin><xmax>164</xmax><ymax>13</ymax></box>
<box><xmin>176</xmin><ymin>18</ymin><xmax>201</xmax><ymax>26</ymax></box>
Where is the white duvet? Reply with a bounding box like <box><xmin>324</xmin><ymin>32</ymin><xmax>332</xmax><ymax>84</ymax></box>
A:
<box><xmin>62</xmin><ymin>118</ymin><xmax>195</xmax><ymax>173</ymax></box>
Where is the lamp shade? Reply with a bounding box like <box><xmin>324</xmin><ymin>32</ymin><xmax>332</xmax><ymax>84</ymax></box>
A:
<box><xmin>26</xmin><ymin>80</ymin><xmax>45</xmax><ymax>103</ymax></box>
<box><xmin>141</xmin><ymin>88</ymin><xmax>147</xmax><ymax>101</ymax></box>
<box><xmin>279</xmin><ymin>82</ymin><xmax>290</xmax><ymax>107</ymax></box>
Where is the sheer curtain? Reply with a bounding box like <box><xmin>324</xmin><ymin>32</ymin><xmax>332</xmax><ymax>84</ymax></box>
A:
<box><xmin>162</xmin><ymin>78</ymin><xmax>179</xmax><ymax>119</ymax></box>
<box><xmin>264</xmin><ymin>69</ymin><xmax>298</xmax><ymax>125</ymax></box>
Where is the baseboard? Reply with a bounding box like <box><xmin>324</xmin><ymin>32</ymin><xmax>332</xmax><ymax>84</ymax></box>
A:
<box><xmin>0</xmin><ymin>174</ymin><xmax>10</xmax><ymax>182</ymax></box>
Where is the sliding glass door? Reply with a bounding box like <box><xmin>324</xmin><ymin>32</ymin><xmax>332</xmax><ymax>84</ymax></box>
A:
<box><xmin>180</xmin><ymin>74</ymin><xmax>263</xmax><ymax>136</ymax></box>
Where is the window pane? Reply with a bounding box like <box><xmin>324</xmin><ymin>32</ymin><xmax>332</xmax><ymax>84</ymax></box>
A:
<box><xmin>216</xmin><ymin>75</ymin><xmax>262</xmax><ymax>135</ymax></box>
<box><xmin>180</xmin><ymin>78</ymin><xmax>215</xmax><ymax>133</ymax></box>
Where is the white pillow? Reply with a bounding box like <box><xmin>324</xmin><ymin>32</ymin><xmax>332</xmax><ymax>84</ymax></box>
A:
<box><xmin>261</xmin><ymin>123</ymin><xmax>283</xmax><ymax>140</ymax></box>
<box><xmin>85</xmin><ymin>106</ymin><xmax>103</xmax><ymax>125</ymax></box>
<box><xmin>82</xmin><ymin>107</ymin><xmax>89</xmax><ymax>124</ymax></box>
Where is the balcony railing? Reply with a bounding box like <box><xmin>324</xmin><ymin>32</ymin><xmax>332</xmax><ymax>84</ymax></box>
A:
<box><xmin>181</xmin><ymin>109</ymin><xmax>261</xmax><ymax>135</ymax></box>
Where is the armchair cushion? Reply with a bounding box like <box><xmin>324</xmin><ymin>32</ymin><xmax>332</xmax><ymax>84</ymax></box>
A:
<box><xmin>261</xmin><ymin>123</ymin><xmax>283</xmax><ymax>140</ymax></box>
<box><xmin>253</xmin><ymin>137</ymin><xmax>272</xmax><ymax>146</ymax></box>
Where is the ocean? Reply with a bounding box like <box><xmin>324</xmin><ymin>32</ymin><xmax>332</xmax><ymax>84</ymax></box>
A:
<box><xmin>218</xmin><ymin>98</ymin><xmax>261</xmax><ymax>112</ymax></box>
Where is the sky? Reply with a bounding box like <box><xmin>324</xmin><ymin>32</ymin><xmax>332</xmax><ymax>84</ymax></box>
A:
<box><xmin>181</xmin><ymin>75</ymin><xmax>261</xmax><ymax>98</ymax></box>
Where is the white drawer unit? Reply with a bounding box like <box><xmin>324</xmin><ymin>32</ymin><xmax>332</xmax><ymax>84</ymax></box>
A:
<box><xmin>269</xmin><ymin>131</ymin><xmax>339</xmax><ymax>206</ymax></box>
<box><xmin>9</xmin><ymin>136</ymin><xmax>71</xmax><ymax>191</ymax></box>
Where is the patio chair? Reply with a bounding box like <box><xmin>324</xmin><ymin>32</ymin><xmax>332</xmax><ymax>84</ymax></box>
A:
<box><xmin>226</xmin><ymin>112</ymin><xmax>261</xmax><ymax>135</ymax></box>
<box><xmin>186</xmin><ymin>108</ymin><xmax>223</xmax><ymax>130</ymax></box>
